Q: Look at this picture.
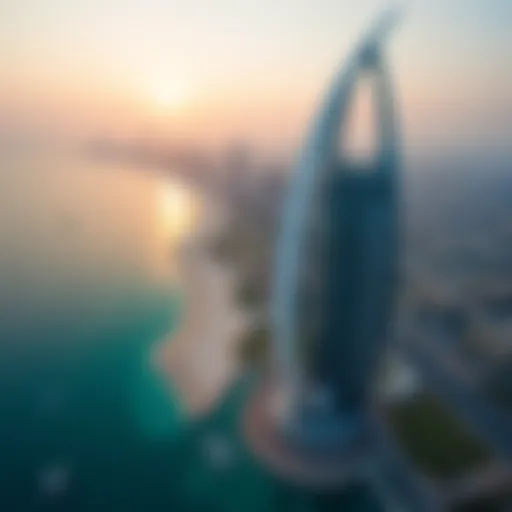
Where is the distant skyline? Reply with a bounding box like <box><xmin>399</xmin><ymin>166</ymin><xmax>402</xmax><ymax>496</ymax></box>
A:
<box><xmin>0</xmin><ymin>0</ymin><xmax>511</xmax><ymax>160</ymax></box>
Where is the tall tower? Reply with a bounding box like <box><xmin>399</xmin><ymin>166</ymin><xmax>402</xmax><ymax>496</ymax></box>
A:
<box><xmin>245</xmin><ymin>11</ymin><xmax>401</xmax><ymax>486</ymax></box>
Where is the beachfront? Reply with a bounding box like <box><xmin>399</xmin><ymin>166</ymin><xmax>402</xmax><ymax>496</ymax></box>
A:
<box><xmin>158</xmin><ymin>198</ymin><xmax>248</xmax><ymax>416</ymax></box>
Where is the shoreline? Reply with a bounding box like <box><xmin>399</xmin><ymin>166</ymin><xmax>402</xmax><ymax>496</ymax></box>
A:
<box><xmin>158</xmin><ymin>196</ymin><xmax>249</xmax><ymax>417</ymax></box>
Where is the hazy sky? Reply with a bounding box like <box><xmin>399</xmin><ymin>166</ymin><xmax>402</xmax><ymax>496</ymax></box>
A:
<box><xmin>1</xmin><ymin>0</ymin><xmax>511</xmax><ymax>158</ymax></box>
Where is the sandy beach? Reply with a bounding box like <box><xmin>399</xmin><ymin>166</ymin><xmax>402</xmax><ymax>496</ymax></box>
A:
<box><xmin>158</xmin><ymin>197</ymin><xmax>248</xmax><ymax>417</ymax></box>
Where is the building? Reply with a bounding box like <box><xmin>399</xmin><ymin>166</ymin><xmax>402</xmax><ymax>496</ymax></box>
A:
<box><xmin>245</xmin><ymin>9</ymin><xmax>403</xmax><ymax>486</ymax></box>
<box><xmin>271</xmin><ymin>10</ymin><xmax>399</xmax><ymax>449</ymax></box>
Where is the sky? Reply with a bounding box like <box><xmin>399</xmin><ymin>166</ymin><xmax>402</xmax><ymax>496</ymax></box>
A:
<box><xmin>0</xmin><ymin>0</ymin><xmax>511</xmax><ymax>159</ymax></box>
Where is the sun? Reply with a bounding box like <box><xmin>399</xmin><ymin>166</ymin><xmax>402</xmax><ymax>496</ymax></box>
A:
<box><xmin>150</xmin><ymin>83</ymin><xmax>189</xmax><ymax>111</ymax></box>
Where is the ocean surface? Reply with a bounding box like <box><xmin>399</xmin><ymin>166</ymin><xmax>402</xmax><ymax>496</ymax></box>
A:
<box><xmin>0</xmin><ymin>154</ymin><xmax>381</xmax><ymax>511</ymax></box>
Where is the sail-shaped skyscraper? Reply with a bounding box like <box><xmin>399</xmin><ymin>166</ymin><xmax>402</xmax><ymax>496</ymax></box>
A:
<box><xmin>245</xmin><ymin>10</ymin><xmax>402</xmax><ymax>486</ymax></box>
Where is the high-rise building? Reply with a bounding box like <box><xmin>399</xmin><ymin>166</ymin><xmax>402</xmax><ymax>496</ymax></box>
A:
<box><xmin>245</xmin><ymin>9</ymin><xmax>401</xmax><ymax>484</ymax></box>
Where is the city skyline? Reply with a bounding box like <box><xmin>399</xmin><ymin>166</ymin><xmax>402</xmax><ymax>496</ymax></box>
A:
<box><xmin>0</xmin><ymin>0</ymin><xmax>511</xmax><ymax>159</ymax></box>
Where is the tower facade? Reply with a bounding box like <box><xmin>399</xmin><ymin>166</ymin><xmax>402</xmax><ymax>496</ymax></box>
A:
<box><xmin>271</xmin><ymin>12</ymin><xmax>400</xmax><ymax>448</ymax></box>
<box><xmin>244</xmin><ymin>12</ymin><xmax>401</xmax><ymax>486</ymax></box>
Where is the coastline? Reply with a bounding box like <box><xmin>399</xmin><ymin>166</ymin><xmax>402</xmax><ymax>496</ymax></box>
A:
<box><xmin>158</xmin><ymin>196</ymin><xmax>249</xmax><ymax>417</ymax></box>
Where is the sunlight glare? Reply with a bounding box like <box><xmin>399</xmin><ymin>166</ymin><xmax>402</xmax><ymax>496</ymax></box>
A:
<box><xmin>150</xmin><ymin>82</ymin><xmax>189</xmax><ymax>111</ymax></box>
<box><xmin>157</xmin><ymin>181</ymin><xmax>197</xmax><ymax>240</ymax></box>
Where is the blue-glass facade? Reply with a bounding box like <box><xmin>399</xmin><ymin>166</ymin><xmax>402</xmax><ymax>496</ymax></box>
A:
<box><xmin>272</xmin><ymin>11</ymin><xmax>400</xmax><ymax>446</ymax></box>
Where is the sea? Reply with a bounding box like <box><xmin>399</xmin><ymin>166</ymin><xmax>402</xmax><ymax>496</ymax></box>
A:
<box><xmin>0</xmin><ymin>152</ymin><xmax>381</xmax><ymax>511</ymax></box>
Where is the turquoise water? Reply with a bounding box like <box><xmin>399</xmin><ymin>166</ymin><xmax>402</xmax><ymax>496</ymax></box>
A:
<box><xmin>0</xmin><ymin>154</ymin><xmax>381</xmax><ymax>511</ymax></box>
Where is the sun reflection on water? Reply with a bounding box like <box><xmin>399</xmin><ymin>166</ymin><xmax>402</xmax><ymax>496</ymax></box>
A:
<box><xmin>157</xmin><ymin>179</ymin><xmax>198</xmax><ymax>240</ymax></box>
<box><xmin>153</xmin><ymin>179</ymin><xmax>200</xmax><ymax>282</ymax></box>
